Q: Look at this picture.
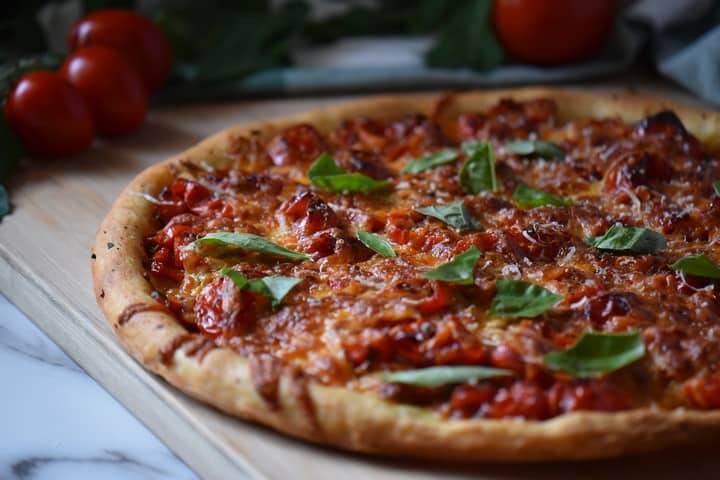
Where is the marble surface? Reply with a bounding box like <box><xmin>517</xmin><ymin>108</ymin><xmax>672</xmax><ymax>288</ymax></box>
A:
<box><xmin>0</xmin><ymin>294</ymin><xmax>197</xmax><ymax>480</ymax></box>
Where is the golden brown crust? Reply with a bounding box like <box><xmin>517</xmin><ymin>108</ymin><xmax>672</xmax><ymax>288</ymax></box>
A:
<box><xmin>92</xmin><ymin>87</ymin><xmax>720</xmax><ymax>461</ymax></box>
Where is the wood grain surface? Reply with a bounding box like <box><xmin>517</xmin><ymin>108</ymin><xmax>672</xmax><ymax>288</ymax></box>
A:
<box><xmin>1</xmin><ymin>79</ymin><xmax>717</xmax><ymax>479</ymax></box>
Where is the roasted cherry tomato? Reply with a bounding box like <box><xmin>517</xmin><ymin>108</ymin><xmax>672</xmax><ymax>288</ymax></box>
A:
<box><xmin>4</xmin><ymin>71</ymin><xmax>95</xmax><ymax>157</ymax></box>
<box><xmin>492</xmin><ymin>0</ymin><xmax>617</xmax><ymax>65</ymax></box>
<box><xmin>68</xmin><ymin>9</ymin><xmax>172</xmax><ymax>92</ymax></box>
<box><xmin>61</xmin><ymin>46</ymin><xmax>149</xmax><ymax>136</ymax></box>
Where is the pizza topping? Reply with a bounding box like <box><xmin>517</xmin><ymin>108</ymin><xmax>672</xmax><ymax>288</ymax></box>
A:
<box><xmin>401</xmin><ymin>148</ymin><xmax>458</xmax><ymax>174</ymax></box>
<box><xmin>381</xmin><ymin>366</ymin><xmax>512</xmax><ymax>387</ymax></box>
<box><xmin>222</xmin><ymin>267</ymin><xmax>301</xmax><ymax>308</ymax></box>
<box><xmin>356</xmin><ymin>231</ymin><xmax>396</xmax><ymax>258</ymax></box>
<box><xmin>669</xmin><ymin>254</ymin><xmax>720</xmax><ymax>279</ymax></box>
<box><xmin>513</xmin><ymin>184</ymin><xmax>573</xmax><ymax>208</ymax></box>
<box><xmin>588</xmin><ymin>225</ymin><xmax>666</xmax><ymax>254</ymax></box>
<box><xmin>415</xmin><ymin>201</ymin><xmax>482</xmax><ymax>231</ymax></box>
<box><xmin>714</xmin><ymin>181</ymin><xmax>720</xmax><ymax>196</ymax></box>
<box><xmin>194</xmin><ymin>276</ymin><xmax>270</xmax><ymax>337</ymax></box>
<box><xmin>267</xmin><ymin>123</ymin><xmax>327</xmax><ymax>166</ymax></box>
<box><xmin>308</xmin><ymin>152</ymin><xmax>390</xmax><ymax>192</ymax></box>
<box><xmin>193</xmin><ymin>232</ymin><xmax>311</xmax><ymax>261</ymax></box>
<box><xmin>423</xmin><ymin>246</ymin><xmax>482</xmax><ymax>285</ymax></box>
<box><xmin>505</xmin><ymin>139</ymin><xmax>564</xmax><ymax>158</ymax></box>
<box><xmin>146</xmin><ymin>96</ymin><xmax>720</xmax><ymax>420</ymax></box>
<box><xmin>543</xmin><ymin>332</ymin><xmax>645</xmax><ymax>377</ymax></box>
<box><xmin>459</xmin><ymin>141</ymin><xmax>499</xmax><ymax>193</ymax></box>
<box><xmin>487</xmin><ymin>279</ymin><xmax>563</xmax><ymax>318</ymax></box>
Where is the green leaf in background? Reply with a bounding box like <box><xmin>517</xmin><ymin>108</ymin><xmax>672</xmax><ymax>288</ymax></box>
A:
<box><xmin>513</xmin><ymin>184</ymin><xmax>573</xmax><ymax>209</ymax></box>
<box><xmin>505</xmin><ymin>140</ymin><xmax>565</xmax><ymax>158</ymax></box>
<box><xmin>222</xmin><ymin>266</ymin><xmax>301</xmax><ymax>307</ymax></box>
<box><xmin>308</xmin><ymin>152</ymin><xmax>389</xmax><ymax>192</ymax></box>
<box><xmin>669</xmin><ymin>254</ymin><xmax>720</xmax><ymax>279</ymax></box>
<box><xmin>423</xmin><ymin>246</ymin><xmax>482</xmax><ymax>285</ymax></box>
<box><xmin>588</xmin><ymin>225</ymin><xmax>666</xmax><ymax>254</ymax></box>
<box><xmin>401</xmin><ymin>149</ymin><xmax>458</xmax><ymax>174</ymax></box>
<box><xmin>425</xmin><ymin>0</ymin><xmax>503</xmax><ymax>71</ymax></box>
<box><xmin>487</xmin><ymin>279</ymin><xmax>562</xmax><ymax>318</ymax></box>
<box><xmin>357</xmin><ymin>230</ymin><xmax>396</xmax><ymax>258</ymax></box>
<box><xmin>0</xmin><ymin>185</ymin><xmax>10</xmax><ymax>220</ymax></box>
<box><xmin>154</xmin><ymin>0</ymin><xmax>309</xmax><ymax>95</ymax></box>
<box><xmin>0</xmin><ymin>112</ymin><xmax>23</xmax><ymax>181</ymax></box>
<box><xmin>543</xmin><ymin>332</ymin><xmax>645</xmax><ymax>377</ymax></box>
<box><xmin>416</xmin><ymin>201</ymin><xmax>482</xmax><ymax>231</ymax></box>
<box><xmin>713</xmin><ymin>181</ymin><xmax>720</xmax><ymax>196</ymax></box>
<box><xmin>381</xmin><ymin>365</ymin><xmax>512</xmax><ymax>387</ymax></box>
<box><xmin>459</xmin><ymin>141</ymin><xmax>499</xmax><ymax>194</ymax></box>
<box><xmin>193</xmin><ymin>232</ymin><xmax>311</xmax><ymax>261</ymax></box>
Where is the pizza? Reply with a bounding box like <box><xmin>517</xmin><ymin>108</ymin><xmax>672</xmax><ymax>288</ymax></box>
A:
<box><xmin>92</xmin><ymin>88</ymin><xmax>720</xmax><ymax>461</ymax></box>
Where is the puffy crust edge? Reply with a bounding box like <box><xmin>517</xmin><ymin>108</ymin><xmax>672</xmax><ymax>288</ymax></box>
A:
<box><xmin>92</xmin><ymin>87</ymin><xmax>720</xmax><ymax>462</ymax></box>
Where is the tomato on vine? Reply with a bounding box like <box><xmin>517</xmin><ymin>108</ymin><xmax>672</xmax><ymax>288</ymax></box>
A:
<box><xmin>68</xmin><ymin>9</ymin><xmax>173</xmax><ymax>92</ymax></box>
<box><xmin>492</xmin><ymin>0</ymin><xmax>617</xmax><ymax>66</ymax></box>
<box><xmin>61</xmin><ymin>46</ymin><xmax>149</xmax><ymax>136</ymax></box>
<box><xmin>4</xmin><ymin>71</ymin><xmax>95</xmax><ymax>157</ymax></box>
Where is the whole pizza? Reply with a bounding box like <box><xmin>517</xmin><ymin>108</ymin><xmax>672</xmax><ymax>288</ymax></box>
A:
<box><xmin>92</xmin><ymin>88</ymin><xmax>720</xmax><ymax>461</ymax></box>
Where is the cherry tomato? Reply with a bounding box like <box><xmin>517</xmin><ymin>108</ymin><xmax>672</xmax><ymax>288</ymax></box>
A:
<box><xmin>492</xmin><ymin>0</ymin><xmax>617</xmax><ymax>66</ymax></box>
<box><xmin>4</xmin><ymin>71</ymin><xmax>95</xmax><ymax>157</ymax></box>
<box><xmin>61</xmin><ymin>46</ymin><xmax>149</xmax><ymax>136</ymax></box>
<box><xmin>68</xmin><ymin>9</ymin><xmax>172</xmax><ymax>92</ymax></box>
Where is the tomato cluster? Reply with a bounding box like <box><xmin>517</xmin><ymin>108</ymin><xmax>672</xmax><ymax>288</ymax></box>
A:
<box><xmin>4</xmin><ymin>10</ymin><xmax>172</xmax><ymax>157</ymax></box>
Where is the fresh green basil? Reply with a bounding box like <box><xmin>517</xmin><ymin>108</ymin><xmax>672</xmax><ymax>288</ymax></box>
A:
<box><xmin>459</xmin><ymin>141</ymin><xmax>499</xmax><ymax>194</ymax></box>
<box><xmin>713</xmin><ymin>181</ymin><xmax>720</xmax><ymax>196</ymax></box>
<box><xmin>513</xmin><ymin>184</ymin><xmax>573</xmax><ymax>208</ymax></box>
<box><xmin>401</xmin><ymin>149</ymin><xmax>459</xmax><ymax>174</ymax></box>
<box><xmin>415</xmin><ymin>201</ymin><xmax>482</xmax><ymax>231</ymax></box>
<box><xmin>487</xmin><ymin>279</ymin><xmax>562</xmax><ymax>318</ymax></box>
<box><xmin>193</xmin><ymin>232</ymin><xmax>311</xmax><ymax>261</ymax></box>
<box><xmin>357</xmin><ymin>230</ymin><xmax>396</xmax><ymax>258</ymax></box>
<box><xmin>308</xmin><ymin>152</ymin><xmax>389</xmax><ymax>192</ymax></box>
<box><xmin>423</xmin><ymin>246</ymin><xmax>481</xmax><ymax>285</ymax></box>
<box><xmin>222</xmin><ymin>266</ymin><xmax>301</xmax><ymax>308</ymax></box>
<box><xmin>505</xmin><ymin>140</ymin><xmax>564</xmax><ymax>158</ymax></box>
<box><xmin>587</xmin><ymin>225</ymin><xmax>666</xmax><ymax>254</ymax></box>
<box><xmin>669</xmin><ymin>254</ymin><xmax>720</xmax><ymax>279</ymax></box>
<box><xmin>543</xmin><ymin>332</ymin><xmax>645</xmax><ymax>377</ymax></box>
<box><xmin>381</xmin><ymin>365</ymin><xmax>512</xmax><ymax>387</ymax></box>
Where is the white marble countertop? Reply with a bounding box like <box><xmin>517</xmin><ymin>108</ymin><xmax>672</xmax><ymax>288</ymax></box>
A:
<box><xmin>1</xmin><ymin>294</ymin><xmax>197</xmax><ymax>480</ymax></box>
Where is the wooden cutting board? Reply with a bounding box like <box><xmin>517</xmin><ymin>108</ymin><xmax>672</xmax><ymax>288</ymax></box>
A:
<box><xmin>2</xmin><ymin>80</ymin><xmax>718</xmax><ymax>479</ymax></box>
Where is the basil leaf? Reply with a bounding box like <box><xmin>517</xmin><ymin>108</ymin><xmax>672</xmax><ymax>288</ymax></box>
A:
<box><xmin>401</xmin><ymin>149</ymin><xmax>458</xmax><ymax>174</ymax></box>
<box><xmin>222</xmin><ymin>266</ymin><xmax>301</xmax><ymax>308</ymax></box>
<box><xmin>381</xmin><ymin>366</ymin><xmax>512</xmax><ymax>387</ymax></box>
<box><xmin>193</xmin><ymin>232</ymin><xmax>311</xmax><ymax>261</ymax></box>
<box><xmin>588</xmin><ymin>225</ymin><xmax>666</xmax><ymax>254</ymax></box>
<box><xmin>308</xmin><ymin>152</ymin><xmax>389</xmax><ymax>192</ymax></box>
<box><xmin>221</xmin><ymin>266</ymin><xmax>249</xmax><ymax>289</ymax></box>
<box><xmin>713</xmin><ymin>181</ymin><xmax>720</xmax><ymax>196</ymax></box>
<box><xmin>669</xmin><ymin>254</ymin><xmax>720</xmax><ymax>279</ymax></box>
<box><xmin>513</xmin><ymin>184</ymin><xmax>573</xmax><ymax>208</ymax></box>
<box><xmin>543</xmin><ymin>332</ymin><xmax>645</xmax><ymax>377</ymax></box>
<box><xmin>357</xmin><ymin>230</ymin><xmax>396</xmax><ymax>258</ymax></box>
<box><xmin>459</xmin><ymin>141</ymin><xmax>499</xmax><ymax>194</ymax></box>
<box><xmin>506</xmin><ymin>140</ymin><xmax>564</xmax><ymax>158</ymax></box>
<box><xmin>487</xmin><ymin>279</ymin><xmax>562</xmax><ymax>318</ymax></box>
<box><xmin>416</xmin><ymin>201</ymin><xmax>482</xmax><ymax>231</ymax></box>
<box><xmin>423</xmin><ymin>246</ymin><xmax>481</xmax><ymax>285</ymax></box>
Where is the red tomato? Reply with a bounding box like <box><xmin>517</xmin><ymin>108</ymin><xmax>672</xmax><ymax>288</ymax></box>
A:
<box><xmin>61</xmin><ymin>46</ymin><xmax>149</xmax><ymax>136</ymax></box>
<box><xmin>4</xmin><ymin>71</ymin><xmax>95</xmax><ymax>157</ymax></box>
<box><xmin>68</xmin><ymin>9</ymin><xmax>172</xmax><ymax>92</ymax></box>
<box><xmin>492</xmin><ymin>0</ymin><xmax>617</xmax><ymax>66</ymax></box>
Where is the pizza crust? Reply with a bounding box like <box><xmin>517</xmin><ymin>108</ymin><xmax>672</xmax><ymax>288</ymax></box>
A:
<box><xmin>92</xmin><ymin>87</ymin><xmax>720</xmax><ymax>461</ymax></box>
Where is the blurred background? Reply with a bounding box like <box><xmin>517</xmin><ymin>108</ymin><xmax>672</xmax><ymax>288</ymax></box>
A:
<box><xmin>3</xmin><ymin>0</ymin><xmax>720</xmax><ymax>104</ymax></box>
